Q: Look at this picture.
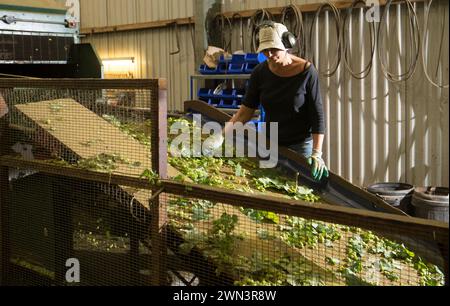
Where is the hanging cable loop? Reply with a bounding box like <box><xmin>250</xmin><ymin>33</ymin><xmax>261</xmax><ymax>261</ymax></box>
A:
<box><xmin>281</xmin><ymin>4</ymin><xmax>306</xmax><ymax>58</ymax></box>
<box><xmin>309</xmin><ymin>1</ymin><xmax>342</xmax><ymax>78</ymax></box>
<box><xmin>377</xmin><ymin>0</ymin><xmax>420</xmax><ymax>83</ymax></box>
<box><xmin>342</xmin><ymin>0</ymin><xmax>376</xmax><ymax>79</ymax></box>
<box><xmin>422</xmin><ymin>0</ymin><xmax>448</xmax><ymax>89</ymax></box>
<box><xmin>213</xmin><ymin>13</ymin><xmax>233</xmax><ymax>52</ymax></box>
<box><xmin>249</xmin><ymin>9</ymin><xmax>274</xmax><ymax>53</ymax></box>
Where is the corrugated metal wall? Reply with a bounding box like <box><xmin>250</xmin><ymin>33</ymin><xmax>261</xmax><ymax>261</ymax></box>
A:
<box><xmin>406</xmin><ymin>1</ymin><xmax>449</xmax><ymax>189</ymax></box>
<box><xmin>80</xmin><ymin>0</ymin><xmax>195</xmax><ymax>111</ymax></box>
<box><xmin>80</xmin><ymin>0</ymin><xmax>448</xmax><ymax>188</ymax></box>
<box><xmin>224</xmin><ymin>0</ymin><xmax>449</xmax><ymax>188</ymax></box>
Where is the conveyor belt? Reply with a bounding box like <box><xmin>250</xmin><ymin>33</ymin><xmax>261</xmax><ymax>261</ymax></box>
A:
<box><xmin>184</xmin><ymin>100</ymin><xmax>407</xmax><ymax>216</ymax></box>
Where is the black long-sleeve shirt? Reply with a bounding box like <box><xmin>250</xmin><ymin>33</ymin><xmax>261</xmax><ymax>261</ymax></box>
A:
<box><xmin>242</xmin><ymin>61</ymin><xmax>326</xmax><ymax>146</ymax></box>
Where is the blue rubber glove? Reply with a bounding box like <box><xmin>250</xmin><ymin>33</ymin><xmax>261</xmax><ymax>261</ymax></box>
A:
<box><xmin>307</xmin><ymin>150</ymin><xmax>329</xmax><ymax>181</ymax></box>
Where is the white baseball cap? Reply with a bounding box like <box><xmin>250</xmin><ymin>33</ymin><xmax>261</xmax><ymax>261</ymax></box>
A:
<box><xmin>257</xmin><ymin>23</ymin><xmax>289</xmax><ymax>53</ymax></box>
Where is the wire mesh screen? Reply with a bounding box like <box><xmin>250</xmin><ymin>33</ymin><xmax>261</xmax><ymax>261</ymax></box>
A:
<box><xmin>1</xmin><ymin>166</ymin><xmax>446</xmax><ymax>286</ymax></box>
<box><xmin>0</xmin><ymin>79</ymin><xmax>163</xmax><ymax>178</ymax></box>
<box><xmin>163</xmin><ymin>191</ymin><xmax>447</xmax><ymax>287</ymax></box>
<box><xmin>0</xmin><ymin>79</ymin><xmax>167</xmax><ymax>285</ymax></box>
<box><xmin>4</xmin><ymin>173</ymin><xmax>153</xmax><ymax>285</ymax></box>
<box><xmin>0</xmin><ymin>33</ymin><xmax>74</xmax><ymax>63</ymax></box>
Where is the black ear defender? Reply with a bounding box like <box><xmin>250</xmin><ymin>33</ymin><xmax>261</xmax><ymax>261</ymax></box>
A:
<box><xmin>255</xmin><ymin>21</ymin><xmax>297</xmax><ymax>49</ymax></box>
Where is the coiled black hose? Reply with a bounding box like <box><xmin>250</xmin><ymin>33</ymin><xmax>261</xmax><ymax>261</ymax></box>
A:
<box><xmin>309</xmin><ymin>1</ymin><xmax>342</xmax><ymax>78</ymax></box>
<box><xmin>377</xmin><ymin>0</ymin><xmax>420</xmax><ymax>83</ymax></box>
<box><xmin>249</xmin><ymin>9</ymin><xmax>274</xmax><ymax>53</ymax></box>
<box><xmin>342</xmin><ymin>0</ymin><xmax>376</xmax><ymax>79</ymax></box>
<box><xmin>281</xmin><ymin>4</ymin><xmax>306</xmax><ymax>58</ymax></box>
<box><xmin>422</xmin><ymin>0</ymin><xmax>448</xmax><ymax>88</ymax></box>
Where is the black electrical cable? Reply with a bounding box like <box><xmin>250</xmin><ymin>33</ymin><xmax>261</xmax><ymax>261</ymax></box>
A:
<box><xmin>342</xmin><ymin>0</ymin><xmax>376</xmax><ymax>79</ymax></box>
<box><xmin>204</xmin><ymin>14</ymin><xmax>212</xmax><ymax>46</ymax></box>
<box><xmin>422</xmin><ymin>0</ymin><xmax>448</xmax><ymax>89</ymax></box>
<box><xmin>309</xmin><ymin>1</ymin><xmax>342</xmax><ymax>78</ymax></box>
<box><xmin>249</xmin><ymin>9</ymin><xmax>274</xmax><ymax>53</ymax></box>
<box><xmin>281</xmin><ymin>4</ymin><xmax>306</xmax><ymax>58</ymax></box>
<box><xmin>377</xmin><ymin>0</ymin><xmax>420</xmax><ymax>83</ymax></box>
<box><xmin>214</xmin><ymin>13</ymin><xmax>233</xmax><ymax>52</ymax></box>
<box><xmin>190</xmin><ymin>18</ymin><xmax>195</xmax><ymax>53</ymax></box>
<box><xmin>205</xmin><ymin>12</ymin><xmax>231</xmax><ymax>50</ymax></box>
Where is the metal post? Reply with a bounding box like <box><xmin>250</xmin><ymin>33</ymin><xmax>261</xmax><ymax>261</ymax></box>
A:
<box><xmin>149</xmin><ymin>79</ymin><xmax>168</xmax><ymax>285</ymax></box>
<box><xmin>0</xmin><ymin>105</ymin><xmax>9</xmax><ymax>285</ymax></box>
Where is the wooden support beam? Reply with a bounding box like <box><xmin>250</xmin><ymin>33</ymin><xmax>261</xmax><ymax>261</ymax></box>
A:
<box><xmin>150</xmin><ymin>78</ymin><xmax>168</xmax><ymax>285</ymax></box>
<box><xmin>80</xmin><ymin>17</ymin><xmax>195</xmax><ymax>35</ymax></box>
<box><xmin>220</xmin><ymin>0</ymin><xmax>427</xmax><ymax>19</ymax></box>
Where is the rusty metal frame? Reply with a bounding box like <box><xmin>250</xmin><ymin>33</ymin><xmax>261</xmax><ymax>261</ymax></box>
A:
<box><xmin>0</xmin><ymin>78</ymin><xmax>168</xmax><ymax>285</ymax></box>
<box><xmin>0</xmin><ymin>116</ymin><xmax>9</xmax><ymax>285</ymax></box>
<box><xmin>0</xmin><ymin>79</ymin><xmax>159</xmax><ymax>89</ymax></box>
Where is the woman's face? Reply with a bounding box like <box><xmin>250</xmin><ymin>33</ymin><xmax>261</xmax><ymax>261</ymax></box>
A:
<box><xmin>262</xmin><ymin>48</ymin><xmax>286</xmax><ymax>63</ymax></box>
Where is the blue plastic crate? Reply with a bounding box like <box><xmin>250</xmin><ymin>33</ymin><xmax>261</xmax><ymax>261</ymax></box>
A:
<box><xmin>207</xmin><ymin>97</ymin><xmax>221</xmax><ymax>107</ymax></box>
<box><xmin>228</xmin><ymin>63</ymin><xmax>245</xmax><ymax>74</ymax></box>
<box><xmin>217</xmin><ymin>62</ymin><xmax>229</xmax><ymax>74</ymax></box>
<box><xmin>214</xmin><ymin>89</ymin><xmax>235</xmax><ymax>99</ymax></box>
<box><xmin>231</xmin><ymin>54</ymin><xmax>246</xmax><ymax>64</ymax></box>
<box><xmin>244</xmin><ymin>53</ymin><xmax>258</xmax><ymax>64</ymax></box>
<box><xmin>198</xmin><ymin>88</ymin><xmax>213</xmax><ymax>99</ymax></box>
<box><xmin>199</xmin><ymin>64</ymin><xmax>219</xmax><ymax>74</ymax></box>
<box><xmin>219</xmin><ymin>54</ymin><xmax>232</xmax><ymax>64</ymax></box>
<box><xmin>218</xmin><ymin>98</ymin><xmax>238</xmax><ymax>109</ymax></box>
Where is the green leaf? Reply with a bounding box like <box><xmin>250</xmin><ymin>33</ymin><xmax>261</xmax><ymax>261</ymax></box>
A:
<box><xmin>235</xmin><ymin>163</ymin><xmax>243</xmax><ymax>177</ymax></box>
<box><xmin>192</xmin><ymin>206</ymin><xmax>210</xmax><ymax>221</ymax></box>
<box><xmin>256</xmin><ymin>229</ymin><xmax>274</xmax><ymax>240</ymax></box>
<box><xmin>325</xmin><ymin>257</ymin><xmax>340</xmax><ymax>266</ymax></box>
<box><xmin>265</xmin><ymin>212</ymin><xmax>280</xmax><ymax>224</ymax></box>
<box><xmin>286</xmin><ymin>274</ymin><xmax>298</xmax><ymax>286</ymax></box>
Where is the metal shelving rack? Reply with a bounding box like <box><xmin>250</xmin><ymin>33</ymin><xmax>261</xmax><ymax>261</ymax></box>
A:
<box><xmin>189</xmin><ymin>74</ymin><xmax>251</xmax><ymax>98</ymax></box>
<box><xmin>189</xmin><ymin>74</ymin><xmax>257</xmax><ymax>116</ymax></box>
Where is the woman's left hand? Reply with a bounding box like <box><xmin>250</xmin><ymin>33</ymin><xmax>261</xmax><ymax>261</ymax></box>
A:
<box><xmin>307</xmin><ymin>150</ymin><xmax>329</xmax><ymax>181</ymax></box>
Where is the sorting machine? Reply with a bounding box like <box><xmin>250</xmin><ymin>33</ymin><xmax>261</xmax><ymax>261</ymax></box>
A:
<box><xmin>0</xmin><ymin>0</ymin><xmax>101</xmax><ymax>78</ymax></box>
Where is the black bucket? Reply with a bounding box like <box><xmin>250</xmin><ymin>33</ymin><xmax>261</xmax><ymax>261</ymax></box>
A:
<box><xmin>411</xmin><ymin>187</ymin><xmax>449</xmax><ymax>223</ymax></box>
<box><xmin>367</xmin><ymin>182</ymin><xmax>415</xmax><ymax>213</ymax></box>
